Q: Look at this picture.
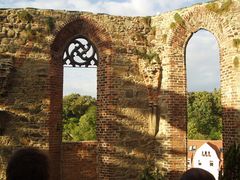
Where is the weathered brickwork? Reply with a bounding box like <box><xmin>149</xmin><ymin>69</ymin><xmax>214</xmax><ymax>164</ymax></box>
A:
<box><xmin>0</xmin><ymin>0</ymin><xmax>239</xmax><ymax>179</ymax></box>
<box><xmin>62</xmin><ymin>142</ymin><xmax>97</xmax><ymax>180</ymax></box>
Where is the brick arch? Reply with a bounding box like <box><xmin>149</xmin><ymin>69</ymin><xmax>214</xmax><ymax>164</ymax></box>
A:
<box><xmin>51</xmin><ymin>17</ymin><xmax>113</xmax><ymax>58</ymax></box>
<box><xmin>49</xmin><ymin>17</ymin><xmax>113</xmax><ymax>180</ymax></box>
<box><xmin>163</xmin><ymin>6</ymin><xmax>238</xmax><ymax>179</ymax></box>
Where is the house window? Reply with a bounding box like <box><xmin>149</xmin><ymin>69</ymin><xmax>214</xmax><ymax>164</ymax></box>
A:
<box><xmin>198</xmin><ymin>160</ymin><xmax>202</xmax><ymax>166</ymax></box>
<box><xmin>210</xmin><ymin>160</ymin><xmax>214</xmax><ymax>166</ymax></box>
<box><xmin>202</xmin><ymin>151</ymin><xmax>207</xmax><ymax>156</ymax></box>
<box><xmin>208</xmin><ymin>151</ymin><xmax>211</xmax><ymax>157</ymax></box>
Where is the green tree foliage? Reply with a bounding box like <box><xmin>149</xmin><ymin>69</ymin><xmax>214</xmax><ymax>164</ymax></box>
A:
<box><xmin>140</xmin><ymin>167</ymin><xmax>165</xmax><ymax>180</ymax></box>
<box><xmin>62</xmin><ymin>93</ymin><xmax>96</xmax><ymax>142</ymax></box>
<box><xmin>187</xmin><ymin>89</ymin><xmax>222</xmax><ymax>140</ymax></box>
<box><xmin>220</xmin><ymin>143</ymin><xmax>240</xmax><ymax>180</ymax></box>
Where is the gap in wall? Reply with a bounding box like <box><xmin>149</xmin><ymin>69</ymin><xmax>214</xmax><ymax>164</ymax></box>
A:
<box><xmin>62</xmin><ymin>37</ymin><xmax>97</xmax><ymax>142</ymax></box>
<box><xmin>186</xmin><ymin>29</ymin><xmax>223</xmax><ymax>180</ymax></box>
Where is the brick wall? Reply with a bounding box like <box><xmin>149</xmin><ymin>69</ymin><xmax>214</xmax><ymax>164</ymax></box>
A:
<box><xmin>62</xmin><ymin>141</ymin><xmax>97</xmax><ymax>180</ymax></box>
<box><xmin>0</xmin><ymin>0</ymin><xmax>239</xmax><ymax>179</ymax></box>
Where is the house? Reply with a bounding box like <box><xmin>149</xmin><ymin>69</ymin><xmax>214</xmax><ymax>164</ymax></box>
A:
<box><xmin>188</xmin><ymin>140</ymin><xmax>223</xmax><ymax>180</ymax></box>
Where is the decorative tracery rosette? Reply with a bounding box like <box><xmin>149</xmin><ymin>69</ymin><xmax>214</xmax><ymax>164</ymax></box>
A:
<box><xmin>63</xmin><ymin>36</ymin><xmax>98</xmax><ymax>67</ymax></box>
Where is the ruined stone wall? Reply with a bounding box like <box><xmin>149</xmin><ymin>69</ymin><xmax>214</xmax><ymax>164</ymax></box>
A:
<box><xmin>0</xmin><ymin>8</ymin><xmax>51</xmax><ymax>180</ymax></box>
<box><xmin>0</xmin><ymin>0</ymin><xmax>239</xmax><ymax>179</ymax></box>
<box><xmin>0</xmin><ymin>8</ymin><xmax>153</xmax><ymax>180</ymax></box>
<box><xmin>150</xmin><ymin>1</ymin><xmax>240</xmax><ymax>178</ymax></box>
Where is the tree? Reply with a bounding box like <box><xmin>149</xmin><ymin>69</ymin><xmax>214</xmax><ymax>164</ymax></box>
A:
<box><xmin>187</xmin><ymin>89</ymin><xmax>222</xmax><ymax>140</ymax></box>
<box><xmin>62</xmin><ymin>93</ymin><xmax>96</xmax><ymax>141</ymax></box>
<box><xmin>220</xmin><ymin>143</ymin><xmax>240</xmax><ymax>180</ymax></box>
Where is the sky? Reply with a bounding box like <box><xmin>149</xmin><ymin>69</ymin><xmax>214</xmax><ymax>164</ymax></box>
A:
<box><xmin>186</xmin><ymin>30</ymin><xmax>220</xmax><ymax>92</ymax></box>
<box><xmin>0</xmin><ymin>0</ymin><xmax>220</xmax><ymax>97</ymax></box>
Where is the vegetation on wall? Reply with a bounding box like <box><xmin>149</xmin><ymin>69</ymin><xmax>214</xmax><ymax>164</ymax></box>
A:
<box><xmin>17</xmin><ymin>10</ymin><xmax>33</xmax><ymax>22</ymax></box>
<box><xmin>45</xmin><ymin>17</ymin><xmax>55</xmax><ymax>33</ymax></box>
<box><xmin>170</xmin><ymin>22</ymin><xmax>176</xmax><ymax>29</ymax></box>
<box><xmin>134</xmin><ymin>49</ymin><xmax>160</xmax><ymax>64</ymax></box>
<box><xmin>233</xmin><ymin>56</ymin><xmax>239</xmax><ymax>68</ymax></box>
<box><xmin>143</xmin><ymin>16</ymin><xmax>151</xmax><ymax>26</ymax></box>
<box><xmin>19</xmin><ymin>27</ymin><xmax>45</xmax><ymax>43</ymax></box>
<box><xmin>150</xmin><ymin>26</ymin><xmax>156</xmax><ymax>36</ymax></box>
<box><xmin>206</xmin><ymin>0</ymin><xmax>233</xmax><ymax>13</ymax></box>
<box><xmin>188</xmin><ymin>89</ymin><xmax>222</xmax><ymax>140</ymax></box>
<box><xmin>219</xmin><ymin>143</ymin><xmax>240</xmax><ymax>180</ymax></box>
<box><xmin>170</xmin><ymin>13</ymin><xmax>185</xmax><ymax>30</ymax></box>
<box><xmin>140</xmin><ymin>167</ymin><xmax>165</xmax><ymax>180</ymax></box>
<box><xmin>233</xmin><ymin>39</ymin><xmax>240</xmax><ymax>50</ymax></box>
<box><xmin>62</xmin><ymin>93</ymin><xmax>96</xmax><ymax>142</ymax></box>
<box><xmin>174</xmin><ymin>13</ymin><xmax>185</xmax><ymax>26</ymax></box>
<box><xmin>20</xmin><ymin>29</ymin><xmax>34</xmax><ymax>41</ymax></box>
<box><xmin>8</xmin><ymin>44</ymin><xmax>19</xmax><ymax>53</ymax></box>
<box><xmin>162</xmin><ymin>34</ymin><xmax>167</xmax><ymax>43</ymax></box>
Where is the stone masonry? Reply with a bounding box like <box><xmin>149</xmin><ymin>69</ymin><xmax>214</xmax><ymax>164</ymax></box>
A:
<box><xmin>0</xmin><ymin>0</ymin><xmax>239</xmax><ymax>179</ymax></box>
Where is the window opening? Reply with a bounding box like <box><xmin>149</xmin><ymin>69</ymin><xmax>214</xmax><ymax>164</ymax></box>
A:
<box><xmin>198</xmin><ymin>160</ymin><xmax>202</xmax><ymax>166</ymax></box>
<box><xmin>62</xmin><ymin>36</ymin><xmax>98</xmax><ymax>142</ymax></box>
<box><xmin>210</xmin><ymin>160</ymin><xmax>214</xmax><ymax>166</ymax></box>
<box><xmin>186</xmin><ymin>30</ymin><xmax>222</xmax><ymax>171</ymax></box>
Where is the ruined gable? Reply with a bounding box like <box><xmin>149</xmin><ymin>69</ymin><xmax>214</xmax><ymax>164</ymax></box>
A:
<box><xmin>0</xmin><ymin>0</ymin><xmax>240</xmax><ymax>179</ymax></box>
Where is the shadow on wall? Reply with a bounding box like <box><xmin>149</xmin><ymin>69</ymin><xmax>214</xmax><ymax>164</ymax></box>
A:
<box><xmin>0</xmin><ymin>55</ymin><xmax>50</xmax><ymax>179</ymax></box>
<box><xmin>95</xmin><ymin>74</ymin><xmax>185</xmax><ymax>179</ymax></box>
<box><xmin>0</xmin><ymin>111</ymin><xmax>29</xmax><ymax>179</ymax></box>
<box><xmin>96</xmin><ymin>74</ymin><xmax>239</xmax><ymax>179</ymax></box>
<box><xmin>0</xmin><ymin>64</ymin><xmax>238</xmax><ymax>180</ymax></box>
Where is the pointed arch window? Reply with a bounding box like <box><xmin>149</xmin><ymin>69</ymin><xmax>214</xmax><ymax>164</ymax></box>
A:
<box><xmin>62</xmin><ymin>36</ymin><xmax>98</xmax><ymax>142</ymax></box>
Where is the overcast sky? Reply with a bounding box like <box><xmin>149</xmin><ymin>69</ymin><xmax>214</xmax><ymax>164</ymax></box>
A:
<box><xmin>0</xmin><ymin>0</ymin><xmax>220</xmax><ymax>96</ymax></box>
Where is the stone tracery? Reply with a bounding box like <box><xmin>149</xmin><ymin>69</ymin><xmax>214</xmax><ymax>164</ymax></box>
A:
<box><xmin>63</xmin><ymin>36</ymin><xmax>98</xmax><ymax>67</ymax></box>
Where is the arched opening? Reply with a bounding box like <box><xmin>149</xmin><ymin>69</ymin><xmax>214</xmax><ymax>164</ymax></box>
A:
<box><xmin>62</xmin><ymin>36</ymin><xmax>97</xmax><ymax>142</ymax></box>
<box><xmin>185</xmin><ymin>29</ymin><xmax>223</xmax><ymax>179</ymax></box>
<box><xmin>50</xmin><ymin>18</ymin><xmax>113</xmax><ymax>180</ymax></box>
